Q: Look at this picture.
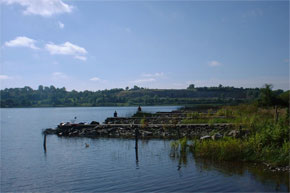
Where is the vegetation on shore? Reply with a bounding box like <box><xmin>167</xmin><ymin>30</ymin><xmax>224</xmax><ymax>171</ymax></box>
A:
<box><xmin>192</xmin><ymin>105</ymin><xmax>289</xmax><ymax>166</ymax></box>
<box><xmin>0</xmin><ymin>84</ymin><xmax>276</xmax><ymax>108</ymax></box>
<box><xmin>173</xmin><ymin>85</ymin><xmax>290</xmax><ymax>167</ymax></box>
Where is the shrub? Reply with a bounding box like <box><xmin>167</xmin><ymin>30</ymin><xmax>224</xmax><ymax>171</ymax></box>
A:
<box><xmin>190</xmin><ymin>104</ymin><xmax>289</xmax><ymax>167</ymax></box>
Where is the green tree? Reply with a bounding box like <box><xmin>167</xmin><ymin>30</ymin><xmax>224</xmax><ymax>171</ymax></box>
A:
<box><xmin>278</xmin><ymin>91</ymin><xmax>289</xmax><ymax>107</ymax></box>
<box><xmin>258</xmin><ymin>84</ymin><xmax>276</xmax><ymax>107</ymax></box>
<box><xmin>187</xmin><ymin>84</ymin><xmax>195</xmax><ymax>90</ymax></box>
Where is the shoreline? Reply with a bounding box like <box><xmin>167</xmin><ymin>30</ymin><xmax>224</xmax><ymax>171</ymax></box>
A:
<box><xmin>43</xmin><ymin>107</ymin><xmax>290</xmax><ymax>173</ymax></box>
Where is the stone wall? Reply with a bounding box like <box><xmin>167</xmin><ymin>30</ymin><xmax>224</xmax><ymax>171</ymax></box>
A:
<box><xmin>44</xmin><ymin>123</ymin><xmax>234</xmax><ymax>139</ymax></box>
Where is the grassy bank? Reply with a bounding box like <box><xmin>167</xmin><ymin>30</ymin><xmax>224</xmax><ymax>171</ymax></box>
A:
<box><xmin>175</xmin><ymin>104</ymin><xmax>289</xmax><ymax>167</ymax></box>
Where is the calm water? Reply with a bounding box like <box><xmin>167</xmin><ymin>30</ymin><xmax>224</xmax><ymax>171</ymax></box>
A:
<box><xmin>1</xmin><ymin>106</ymin><xmax>289</xmax><ymax>192</ymax></box>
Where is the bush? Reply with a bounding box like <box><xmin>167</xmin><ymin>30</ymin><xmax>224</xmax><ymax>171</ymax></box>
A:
<box><xmin>190</xmin><ymin>104</ymin><xmax>289</xmax><ymax>167</ymax></box>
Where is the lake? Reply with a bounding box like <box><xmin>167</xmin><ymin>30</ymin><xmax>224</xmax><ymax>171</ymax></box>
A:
<box><xmin>1</xmin><ymin>106</ymin><xmax>289</xmax><ymax>192</ymax></box>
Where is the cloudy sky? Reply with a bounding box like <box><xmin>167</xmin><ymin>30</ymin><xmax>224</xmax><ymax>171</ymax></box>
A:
<box><xmin>0</xmin><ymin>0</ymin><xmax>289</xmax><ymax>91</ymax></box>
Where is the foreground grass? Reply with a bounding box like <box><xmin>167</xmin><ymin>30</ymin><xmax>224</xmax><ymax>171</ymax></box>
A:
<box><xmin>179</xmin><ymin>105</ymin><xmax>290</xmax><ymax>167</ymax></box>
<box><xmin>192</xmin><ymin>137</ymin><xmax>289</xmax><ymax>166</ymax></box>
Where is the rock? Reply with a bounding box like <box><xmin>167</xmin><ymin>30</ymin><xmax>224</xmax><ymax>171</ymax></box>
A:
<box><xmin>43</xmin><ymin>128</ymin><xmax>56</xmax><ymax>135</ymax></box>
<box><xmin>269</xmin><ymin>166</ymin><xmax>273</xmax><ymax>170</ymax></box>
<box><xmin>211</xmin><ymin>133</ymin><xmax>222</xmax><ymax>140</ymax></box>
<box><xmin>90</xmin><ymin>121</ymin><xmax>99</xmax><ymax>125</ymax></box>
<box><xmin>93</xmin><ymin>126</ymin><xmax>99</xmax><ymax>130</ymax></box>
<box><xmin>227</xmin><ymin>130</ymin><xmax>240</xmax><ymax>138</ymax></box>
<box><xmin>142</xmin><ymin>131</ymin><xmax>153</xmax><ymax>137</ymax></box>
<box><xmin>108</xmin><ymin>128</ymin><xmax>116</xmax><ymax>132</ymax></box>
<box><xmin>59</xmin><ymin>122</ymin><xmax>66</xmax><ymax>126</ymax></box>
<box><xmin>79</xmin><ymin>131</ymin><xmax>85</xmax><ymax>136</ymax></box>
<box><xmin>162</xmin><ymin>132</ymin><xmax>169</xmax><ymax>137</ymax></box>
<box><xmin>97</xmin><ymin>129</ymin><xmax>108</xmax><ymax>135</ymax></box>
<box><xmin>200</xmin><ymin>135</ymin><xmax>211</xmax><ymax>140</ymax></box>
<box><xmin>240</xmin><ymin>129</ymin><xmax>250</xmax><ymax>138</ymax></box>
<box><xmin>59</xmin><ymin>122</ymin><xmax>70</xmax><ymax>127</ymax></box>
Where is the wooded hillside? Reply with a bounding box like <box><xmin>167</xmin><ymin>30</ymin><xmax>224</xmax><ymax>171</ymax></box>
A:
<box><xmin>0</xmin><ymin>84</ymin><xmax>285</xmax><ymax>108</ymax></box>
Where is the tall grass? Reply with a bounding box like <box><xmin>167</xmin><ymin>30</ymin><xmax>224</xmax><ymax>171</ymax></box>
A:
<box><xmin>192</xmin><ymin>138</ymin><xmax>246</xmax><ymax>161</ymax></box>
<box><xmin>190</xmin><ymin>104</ymin><xmax>290</xmax><ymax>167</ymax></box>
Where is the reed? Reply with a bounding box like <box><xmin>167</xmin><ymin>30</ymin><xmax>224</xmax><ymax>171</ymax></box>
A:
<box><xmin>190</xmin><ymin>104</ymin><xmax>289</xmax><ymax>167</ymax></box>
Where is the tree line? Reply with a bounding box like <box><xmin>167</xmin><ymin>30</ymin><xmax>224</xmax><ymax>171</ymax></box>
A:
<box><xmin>0</xmin><ymin>84</ymin><xmax>288</xmax><ymax>108</ymax></box>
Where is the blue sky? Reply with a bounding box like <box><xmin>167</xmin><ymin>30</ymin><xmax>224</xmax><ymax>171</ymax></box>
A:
<box><xmin>0</xmin><ymin>0</ymin><xmax>289</xmax><ymax>91</ymax></box>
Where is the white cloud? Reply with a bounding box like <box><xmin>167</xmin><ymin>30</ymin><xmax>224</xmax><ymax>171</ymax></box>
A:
<box><xmin>90</xmin><ymin>77</ymin><xmax>100</xmax><ymax>81</ymax></box>
<box><xmin>0</xmin><ymin>75</ymin><xmax>12</xmax><ymax>80</ymax></box>
<box><xmin>131</xmin><ymin>78</ymin><xmax>156</xmax><ymax>83</ymax></box>
<box><xmin>45</xmin><ymin>42</ymin><xmax>87</xmax><ymax>55</ymax></box>
<box><xmin>2</xmin><ymin>0</ymin><xmax>73</xmax><ymax>17</ymax></box>
<box><xmin>142</xmin><ymin>72</ymin><xmax>164</xmax><ymax>78</ymax></box>
<box><xmin>45</xmin><ymin>41</ymin><xmax>87</xmax><ymax>61</ymax></box>
<box><xmin>74</xmin><ymin>55</ymin><xmax>87</xmax><ymax>61</ymax></box>
<box><xmin>4</xmin><ymin>37</ymin><xmax>88</xmax><ymax>61</ymax></box>
<box><xmin>52</xmin><ymin>72</ymin><xmax>68</xmax><ymax>80</ymax></box>
<box><xmin>5</xmin><ymin>36</ymin><xmax>38</xmax><ymax>49</ymax></box>
<box><xmin>208</xmin><ymin>60</ymin><xmax>222</xmax><ymax>67</ymax></box>
<box><xmin>131</xmin><ymin>72</ymin><xmax>164</xmax><ymax>84</ymax></box>
<box><xmin>58</xmin><ymin>21</ymin><xmax>64</xmax><ymax>29</ymax></box>
<box><xmin>89</xmin><ymin>77</ymin><xmax>107</xmax><ymax>83</ymax></box>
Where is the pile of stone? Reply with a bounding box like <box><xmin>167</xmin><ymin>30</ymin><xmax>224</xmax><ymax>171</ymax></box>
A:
<box><xmin>43</xmin><ymin>110</ymin><xmax>235</xmax><ymax>139</ymax></box>
<box><xmin>200</xmin><ymin>129</ymin><xmax>250</xmax><ymax>141</ymax></box>
<box><xmin>104</xmin><ymin>116</ymin><xmax>227</xmax><ymax>125</ymax></box>
<box><xmin>44</xmin><ymin>122</ymin><xmax>234</xmax><ymax>139</ymax></box>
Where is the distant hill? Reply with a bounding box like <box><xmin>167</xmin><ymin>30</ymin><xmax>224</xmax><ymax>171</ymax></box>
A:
<box><xmin>0</xmin><ymin>85</ymin><xmax>285</xmax><ymax>108</ymax></box>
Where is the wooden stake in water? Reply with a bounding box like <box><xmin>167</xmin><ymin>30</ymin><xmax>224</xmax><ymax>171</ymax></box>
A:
<box><xmin>135</xmin><ymin>128</ymin><xmax>139</xmax><ymax>162</ymax></box>
<box><xmin>43</xmin><ymin>134</ymin><xmax>47</xmax><ymax>152</ymax></box>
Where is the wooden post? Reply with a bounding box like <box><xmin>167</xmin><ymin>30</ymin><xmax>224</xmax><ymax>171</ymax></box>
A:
<box><xmin>174</xmin><ymin>119</ymin><xmax>180</xmax><ymax>139</ymax></box>
<box><xmin>43</xmin><ymin>134</ymin><xmax>47</xmax><ymax>152</ymax></box>
<box><xmin>135</xmin><ymin>144</ymin><xmax>139</xmax><ymax>163</ymax></box>
<box><xmin>135</xmin><ymin>128</ymin><xmax>139</xmax><ymax>150</ymax></box>
<box><xmin>239</xmin><ymin>125</ymin><xmax>242</xmax><ymax>137</ymax></box>
<box><xmin>275</xmin><ymin>106</ymin><xmax>279</xmax><ymax>124</ymax></box>
<box><xmin>135</xmin><ymin>128</ymin><xmax>139</xmax><ymax>162</ymax></box>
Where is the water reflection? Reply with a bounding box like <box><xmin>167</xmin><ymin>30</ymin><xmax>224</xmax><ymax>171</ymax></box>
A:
<box><xmin>170</xmin><ymin>144</ymin><xmax>289</xmax><ymax>192</ymax></box>
<box><xmin>39</xmin><ymin>135</ymin><xmax>288</xmax><ymax>192</ymax></box>
<box><xmin>170</xmin><ymin>139</ymin><xmax>190</xmax><ymax>170</ymax></box>
<box><xmin>135</xmin><ymin>138</ymin><xmax>139</xmax><ymax>169</ymax></box>
<box><xmin>135</xmin><ymin>129</ymin><xmax>139</xmax><ymax>169</ymax></box>
<box><xmin>195</xmin><ymin>158</ymin><xmax>289</xmax><ymax>192</ymax></box>
<box><xmin>135</xmin><ymin>147</ymin><xmax>139</xmax><ymax>169</ymax></box>
<box><xmin>43</xmin><ymin>134</ymin><xmax>47</xmax><ymax>153</ymax></box>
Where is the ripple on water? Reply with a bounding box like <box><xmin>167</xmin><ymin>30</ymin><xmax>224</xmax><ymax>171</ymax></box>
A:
<box><xmin>1</xmin><ymin>107</ymin><xmax>289</xmax><ymax>192</ymax></box>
